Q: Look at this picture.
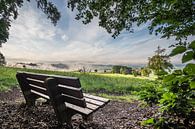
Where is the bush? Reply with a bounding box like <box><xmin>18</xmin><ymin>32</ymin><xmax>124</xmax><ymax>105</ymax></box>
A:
<box><xmin>112</xmin><ymin>65</ymin><xmax>132</xmax><ymax>74</ymax></box>
<box><xmin>139</xmin><ymin>84</ymin><xmax>163</xmax><ymax>105</ymax></box>
<box><xmin>132</xmin><ymin>69</ymin><xmax>141</xmax><ymax>77</ymax></box>
<box><xmin>142</xmin><ymin>41</ymin><xmax>195</xmax><ymax>129</ymax></box>
<box><xmin>0</xmin><ymin>52</ymin><xmax>6</xmax><ymax>66</ymax></box>
<box><xmin>141</xmin><ymin>67</ymin><xmax>151</xmax><ymax>77</ymax></box>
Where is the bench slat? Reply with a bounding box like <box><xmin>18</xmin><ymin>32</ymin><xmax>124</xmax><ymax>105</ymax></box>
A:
<box><xmin>30</xmin><ymin>90</ymin><xmax>102</xmax><ymax>116</ymax></box>
<box><xmin>65</xmin><ymin>102</ymin><xmax>93</xmax><ymax>115</ymax></box>
<box><xmin>24</xmin><ymin>73</ymin><xmax>48</xmax><ymax>81</ymax></box>
<box><xmin>84</xmin><ymin>93</ymin><xmax>109</xmax><ymax>103</ymax></box>
<box><xmin>22</xmin><ymin>72</ymin><xmax>81</xmax><ymax>88</ymax></box>
<box><xmin>29</xmin><ymin>85</ymin><xmax>47</xmax><ymax>95</ymax></box>
<box><xmin>56</xmin><ymin>78</ymin><xmax>81</xmax><ymax>88</ymax></box>
<box><xmin>84</xmin><ymin>98</ymin><xmax>105</xmax><ymax>107</ymax></box>
<box><xmin>27</xmin><ymin>78</ymin><xmax>45</xmax><ymax>88</ymax></box>
<box><xmin>58</xmin><ymin>85</ymin><xmax>83</xmax><ymax>98</ymax></box>
<box><xmin>86</xmin><ymin>103</ymin><xmax>99</xmax><ymax>110</ymax></box>
<box><xmin>29</xmin><ymin>84</ymin><xmax>46</xmax><ymax>91</ymax></box>
<box><xmin>31</xmin><ymin>90</ymin><xmax>50</xmax><ymax>99</ymax></box>
<box><xmin>61</xmin><ymin>94</ymin><xmax>86</xmax><ymax>108</ymax></box>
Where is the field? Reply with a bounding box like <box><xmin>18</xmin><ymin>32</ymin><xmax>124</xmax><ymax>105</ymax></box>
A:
<box><xmin>0</xmin><ymin>66</ymin><xmax>160</xmax><ymax>100</ymax></box>
<box><xmin>0</xmin><ymin>66</ymin><xmax>161</xmax><ymax>128</ymax></box>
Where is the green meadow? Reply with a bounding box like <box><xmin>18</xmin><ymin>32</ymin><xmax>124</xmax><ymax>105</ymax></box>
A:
<box><xmin>0</xmin><ymin>66</ymin><xmax>160</xmax><ymax>100</ymax></box>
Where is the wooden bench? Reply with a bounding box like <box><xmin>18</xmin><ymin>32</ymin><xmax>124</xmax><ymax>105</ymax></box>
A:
<box><xmin>16</xmin><ymin>71</ymin><xmax>109</xmax><ymax>125</ymax></box>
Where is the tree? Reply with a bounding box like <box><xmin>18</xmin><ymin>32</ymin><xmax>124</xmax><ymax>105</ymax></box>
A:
<box><xmin>0</xmin><ymin>0</ymin><xmax>60</xmax><ymax>46</ymax></box>
<box><xmin>112</xmin><ymin>65</ymin><xmax>121</xmax><ymax>73</ymax></box>
<box><xmin>1</xmin><ymin>0</ymin><xmax>194</xmax><ymax>47</ymax></box>
<box><xmin>141</xmin><ymin>67</ymin><xmax>151</xmax><ymax>77</ymax></box>
<box><xmin>0</xmin><ymin>52</ymin><xmax>6</xmax><ymax>66</ymax></box>
<box><xmin>68</xmin><ymin>0</ymin><xmax>194</xmax><ymax>42</ymax></box>
<box><xmin>148</xmin><ymin>46</ymin><xmax>173</xmax><ymax>75</ymax></box>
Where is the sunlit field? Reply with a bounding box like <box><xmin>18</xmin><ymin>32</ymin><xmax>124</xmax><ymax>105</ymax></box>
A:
<box><xmin>0</xmin><ymin>66</ymin><xmax>160</xmax><ymax>95</ymax></box>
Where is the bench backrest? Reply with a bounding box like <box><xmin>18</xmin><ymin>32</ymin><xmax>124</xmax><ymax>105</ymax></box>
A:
<box><xmin>16</xmin><ymin>71</ymin><xmax>86</xmax><ymax>107</ymax></box>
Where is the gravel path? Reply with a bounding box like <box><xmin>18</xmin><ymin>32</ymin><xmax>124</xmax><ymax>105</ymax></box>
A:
<box><xmin>0</xmin><ymin>88</ymin><xmax>158</xmax><ymax>129</ymax></box>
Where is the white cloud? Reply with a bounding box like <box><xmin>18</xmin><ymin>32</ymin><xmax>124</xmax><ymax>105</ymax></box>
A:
<box><xmin>1</xmin><ymin>2</ymin><xmax>193</xmax><ymax>65</ymax></box>
<box><xmin>61</xmin><ymin>34</ymin><xmax>69</xmax><ymax>41</ymax></box>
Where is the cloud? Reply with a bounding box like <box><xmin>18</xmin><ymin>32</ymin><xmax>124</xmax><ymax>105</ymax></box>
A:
<box><xmin>1</xmin><ymin>2</ymin><xmax>193</xmax><ymax>65</ymax></box>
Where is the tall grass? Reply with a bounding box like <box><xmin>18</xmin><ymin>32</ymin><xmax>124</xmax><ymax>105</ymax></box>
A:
<box><xmin>0</xmin><ymin>66</ymin><xmax>160</xmax><ymax>94</ymax></box>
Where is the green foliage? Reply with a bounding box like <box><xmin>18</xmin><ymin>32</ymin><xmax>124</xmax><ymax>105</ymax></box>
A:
<box><xmin>68</xmin><ymin>0</ymin><xmax>194</xmax><ymax>41</ymax></box>
<box><xmin>112</xmin><ymin>65</ymin><xmax>132</xmax><ymax>74</ymax></box>
<box><xmin>148</xmin><ymin>46</ymin><xmax>173</xmax><ymax>75</ymax></box>
<box><xmin>112</xmin><ymin>65</ymin><xmax>121</xmax><ymax>73</ymax></box>
<box><xmin>189</xmin><ymin>40</ymin><xmax>195</xmax><ymax>50</ymax></box>
<box><xmin>143</xmin><ymin>69</ymin><xmax>195</xmax><ymax>128</ymax></box>
<box><xmin>141</xmin><ymin>118</ymin><xmax>155</xmax><ymax>125</ymax></box>
<box><xmin>1</xmin><ymin>0</ymin><xmax>194</xmax><ymax>46</ymax></box>
<box><xmin>0</xmin><ymin>52</ymin><xmax>6</xmax><ymax>66</ymax></box>
<box><xmin>139</xmin><ymin>84</ymin><xmax>163</xmax><ymax>105</ymax></box>
<box><xmin>182</xmin><ymin>51</ymin><xmax>194</xmax><ymax>63</ymax></box>
<box><xmin>169</xmin><ymin>46</ymin><xmax>186</xmax><ymax>56</ymax></box>
<box><xmin>0</xmin><ymin>0</ymin><xmax>60</xmax><ymax>46</ymax></box>
<box><xmin>170</xmin><ymin>41</ymin><xmax>195</xmax><ymax>64</ymax></box>
<box><xmin>0</xmin><ymin>66</ymin><xmax>159</xmax><ymax>94</ymax></box>
<box><xmin>142</xmin><ymin>41</ymin><xmax>195</xmax><ymax>129</ymax></box>
<box><xmin>183</xmin><ymin>63</ymin><xmax>195</xmax><ymax>75</ymax></box>
<box><xmin>132</xmin><ymin>69</ymin><xmax>141</xmax><ymax>77</ymax></box>
<box><xmin>141</xmin><ymin>67</ymin><xmax>151</xmax><ymax>77</ymax></box>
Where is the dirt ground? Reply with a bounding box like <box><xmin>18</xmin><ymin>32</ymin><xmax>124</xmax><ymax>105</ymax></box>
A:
<box><xmin>0</xmin><ymin>87</ymin><xmax>158</xmax><ymax>129</ymax></box>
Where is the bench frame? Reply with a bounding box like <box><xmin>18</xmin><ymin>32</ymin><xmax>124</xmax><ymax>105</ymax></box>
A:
<box><xmin>16</xmin><ymin>72</ymin><xmax>109</xmax><ymax>125</ymax></box>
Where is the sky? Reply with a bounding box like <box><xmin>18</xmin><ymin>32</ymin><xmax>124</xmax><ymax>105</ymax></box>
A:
<box><xmin>1</xmin><ymin>0</ymin><xmax>194</xmax><ymax>65</ymax></box>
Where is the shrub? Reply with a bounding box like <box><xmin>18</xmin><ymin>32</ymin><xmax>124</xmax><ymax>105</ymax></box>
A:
<box><xmin>112</xmin><ymin>65</ymin><xmax>132</xmax><ymax>74</ymax></box>
<box><xmin>141</xmin><ymin>67</ymin><xmax>151</xmax><ymax>77</ymax></box>
<box><xmin>139</xmin><ymin>84</ymin><xmax>163</xmax><ymax>105</ymax></box>
<box><xmin>0</xmin><ymin>52</ymin><xmax>6</xmax><ymax>66</ymax></box>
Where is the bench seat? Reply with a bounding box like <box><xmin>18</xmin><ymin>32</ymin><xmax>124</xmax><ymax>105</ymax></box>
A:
<box><xmin>30</xmin><ymin>90</ymin><xmax>109</xmax><ymax>115</ymax></box>
<box><xmin>16</xmin><ymin>71</ymin><xmax>109</xmax><ymax>125</ymax></box>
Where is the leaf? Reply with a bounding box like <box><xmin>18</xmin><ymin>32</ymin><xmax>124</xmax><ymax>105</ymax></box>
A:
<box><xmin>190</xmin><ymin>81</ymin><xmax>195</xmax><ymax>89</ymax></box>
<box><xmin>142</xmin><ymin>118</ymin><xmax>155</xmax><ymax>125</ymax></box>
<box><xmin>163</xmin><ymin>74</ymin><xmax>175</xmax><ymax>83</ymax></box>
<box><xmin>183</xmin><ymin>63</ymin><xmax>195</xmax><ymax>75</ymax></box>
<box><xmin>182</xmin><ymin>51</ymin><xmax>194</xmax><ymax>63</ymax></box>
<box><xmin>189</xmin><ymin>40</ymin><xmax>195</xmax><ymax>50</ymax></box>
<box><xmin>172</xmin><ymin>70</ymin><xmax>182</xmax><ymax>75</ymax></box>
<box><xmin>169</xmin><ymin>46</ymin><xmax>186</xmax><ymax>56</ymax></box>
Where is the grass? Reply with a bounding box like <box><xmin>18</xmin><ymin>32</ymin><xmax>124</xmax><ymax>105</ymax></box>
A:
<box><xmin>0</xmin><ymin>66</ymin><xmax>160</xmax><ymax>99</ymax></box>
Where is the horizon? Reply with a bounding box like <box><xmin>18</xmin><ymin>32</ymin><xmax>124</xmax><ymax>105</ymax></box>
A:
<box><xmin>0</xmin><ymin>1</ymin><xmax>194</xmax><ymax>64</ymax></box>
<box><xmin>6</xmin><ymin>57</ymin><xmax>186</xmax><ymax>66</ymax></box>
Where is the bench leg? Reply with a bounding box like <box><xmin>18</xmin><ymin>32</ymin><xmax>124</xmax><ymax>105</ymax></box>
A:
<box><xmin>83</xmin><ymin>114</ymin><xmax>93</xmax><ymax>122</ymax></box>
<box><xmin>45</xmin><ymin>78</ymin><xmax>71</xmax><ymax>125</ymax></box>
<box><xmin>16</xmin><ymin>73</ymin><xmax>37</xmax><ymax>106</ymax></box>
<box><xmin>65</xmin><ymin>112</ymin><xmax>73</xmax><ymax>126</ymax></box>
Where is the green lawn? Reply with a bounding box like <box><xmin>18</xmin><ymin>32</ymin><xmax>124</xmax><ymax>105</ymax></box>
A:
<box><xmin>0</xmin><ymin>66</ymin><xmax>160</xmax><ymax>97</ymax></box>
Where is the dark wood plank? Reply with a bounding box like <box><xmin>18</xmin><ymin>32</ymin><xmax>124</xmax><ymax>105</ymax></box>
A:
<box><xmin>61</xmin><ymin>94</ymin><xmax>86</xmax><ymax>108</ymax></box>
<box><xmin>31</xmin><ymin>90</ymin><xmax>50</xmax><ymax>99</ymax></box>
<box><xmin>58</xmin><ymin>85</ymin><xmax>83</xmax><ymax>98</ymax></box>
<box><xmin>29</xmin><ymin>84</ymin><xmax>47</xmax><ymax>95</ymax></box>
<box><xmin>24</xmin><ymin>72</ymin><xmax>48</xmax><ymax>81</ymax></box>
<box><xmin>16</xmin><ymin>72</ymin><xmax>37</xmax><ymax>106</ymax></box>
<box><xmin>55</xmin><ymin>77</ymin><xmax>81</xmax><ymax>88</ymax></box>
<box><xmin>65</xmin><ymin>102</ymin><xmax>93</xmax><ymax>115</ymax></box>
<box><xmin>27</xmin><ymin>78</ymin><xmax>45</xmax><ymax>88</ymax></box>
<box><xmin>86</xmin><ymin>103</ymin><xmax>99</xmax><ymax>110</ymax></box>
<box><xmin>84</xmin><ymin>98</ymin><xmax>105</xmax><ymax>107</ymax></box>
<box><xmin>21</xmin><ymin>71</ymin><xmax>82</xmax><ymax>88</ymax></box>
<box><xmin>44</xmin><ymin>78</ymin><xmax>68</xmax><ymax>124</ymax></box>
<box><xmin>84</xmin><ymin>93</ymin><xmax>110</xmax><ymax>103</ymax></box>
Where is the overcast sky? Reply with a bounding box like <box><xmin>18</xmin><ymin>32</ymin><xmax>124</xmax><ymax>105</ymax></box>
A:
<box><xmin>1</xmin><ymin>0</ymin><xmax>194</xmax><ymax>65</ymax></box>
